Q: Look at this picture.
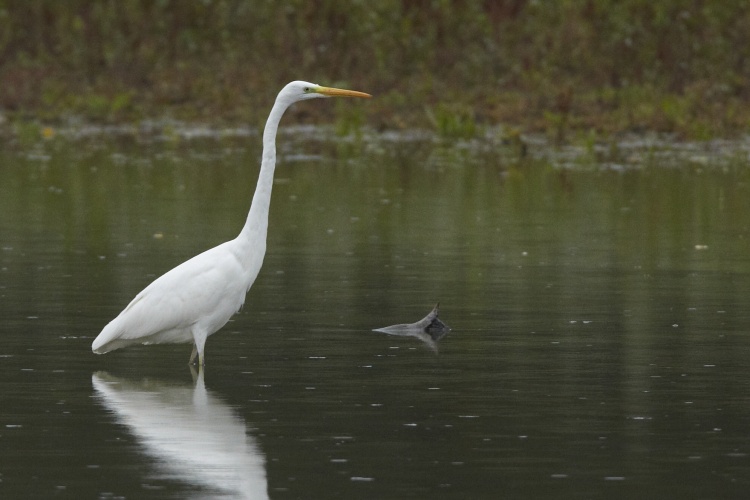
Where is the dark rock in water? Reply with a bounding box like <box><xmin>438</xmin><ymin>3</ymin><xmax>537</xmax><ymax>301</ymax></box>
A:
<box><xmin>373</xmin><ymin>303</ymin><xmax>451</xmax><ymax>344</ymax></box>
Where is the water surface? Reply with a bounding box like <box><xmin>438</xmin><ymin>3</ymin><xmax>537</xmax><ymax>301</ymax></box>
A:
<box><xmin>1</xmin><ymin>128</ymin><xmax>749</xmax><ymax>498</ymax></box>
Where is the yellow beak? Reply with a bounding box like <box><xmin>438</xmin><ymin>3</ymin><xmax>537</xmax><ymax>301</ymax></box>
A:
<box><xmin>316</xmin><ymin>86</ymin><xmax>372</xmax><ymax>98</ymax></box>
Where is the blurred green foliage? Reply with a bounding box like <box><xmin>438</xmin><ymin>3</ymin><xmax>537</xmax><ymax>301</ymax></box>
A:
<box><xmin>0</xmin><ymin>0</ymin><xmax>749</xmax><ymax>137</ymax></box>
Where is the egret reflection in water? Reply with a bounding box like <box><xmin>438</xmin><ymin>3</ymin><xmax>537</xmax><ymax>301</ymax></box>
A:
<box><xmin>373</xmin><ymin>304</ymin><xmax>451</xmax><ymax>352</ymax></box>
<box><xmin>92</xmin><ymin>371</ymin><xmax>268</xmax><ymax>499</ymax></box>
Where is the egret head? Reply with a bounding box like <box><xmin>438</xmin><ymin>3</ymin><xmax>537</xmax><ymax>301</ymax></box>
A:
<box><xmin>280</xmin><ymin>81</ymin><xmax>371</xmax><ymax>105</ymax></box>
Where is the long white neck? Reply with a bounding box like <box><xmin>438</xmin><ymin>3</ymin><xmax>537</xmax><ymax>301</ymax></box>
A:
<box><xmin>239</xmin><ymin>97</ymin><xmax>290</xmax><ymax>244</ymax></box>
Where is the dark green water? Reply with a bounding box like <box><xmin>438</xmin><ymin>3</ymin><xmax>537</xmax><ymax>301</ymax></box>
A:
<box><xmin>1</xmin><ymin>128</ymin><xmax>750</xmax><ymax>498</ymax></box>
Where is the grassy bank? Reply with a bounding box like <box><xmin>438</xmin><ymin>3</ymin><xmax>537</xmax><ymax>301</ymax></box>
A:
<box><xmin>1</xmin><ymin>0</ymin><xmax>749</xmax><ymax>139</ymax></box>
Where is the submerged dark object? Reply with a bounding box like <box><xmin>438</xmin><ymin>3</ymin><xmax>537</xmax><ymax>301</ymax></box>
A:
<box><xmin>373</xmin><ymin>303</ymin><xmax>451</xmax><ymax>345</ymax></box>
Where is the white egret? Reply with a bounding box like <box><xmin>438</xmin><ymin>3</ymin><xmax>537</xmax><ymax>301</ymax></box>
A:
<box><xmin>92</xmin><ymin>81</ymin><xmax>371</xmax><ymax>365</ymax></box>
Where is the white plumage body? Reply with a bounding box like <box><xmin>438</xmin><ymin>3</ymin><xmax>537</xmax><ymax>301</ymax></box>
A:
<box><xmin>92</xmin><ymin>237</ymin><xmax>264</xmax><ymax>354</ymax></box>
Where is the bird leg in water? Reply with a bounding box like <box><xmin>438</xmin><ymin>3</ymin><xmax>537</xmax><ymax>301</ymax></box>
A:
<box><xmin>189</xmin><ymin>344</ymin><xmax>199</xmax><ymax>365</ymax></box>
<box><xmin>189</xmin><ymin>332</ymin><xmax>207</xmax><ymax>366</ymax></box>
<box><xmin>188</xmin><ymin>363</ymin><xmax>202</xmax><ymax>383</ymax></box>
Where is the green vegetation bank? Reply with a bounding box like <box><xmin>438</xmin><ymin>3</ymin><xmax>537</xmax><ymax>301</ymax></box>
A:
<box><xmin>1</xmin><ymin>0</ymin><xmax>749</xmax><ymax>139</ymax></box>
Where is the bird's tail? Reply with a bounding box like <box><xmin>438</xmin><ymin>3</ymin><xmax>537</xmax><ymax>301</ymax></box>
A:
<box><xmin>91</xmin><ymin>320</ymin><xmax>122</xmax><ymax>354</ymax></box>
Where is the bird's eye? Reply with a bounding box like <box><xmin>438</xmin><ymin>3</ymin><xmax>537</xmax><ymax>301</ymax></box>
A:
<box><xmin>303</xmin><ymin>87</ymin><xmax>311</xmax><ymax>93</ymax></box>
